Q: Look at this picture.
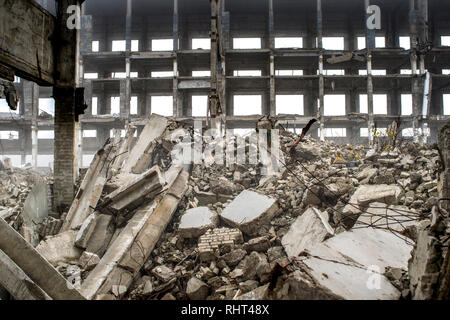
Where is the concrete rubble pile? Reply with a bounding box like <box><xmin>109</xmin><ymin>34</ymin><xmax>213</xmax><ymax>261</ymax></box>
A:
<box><xmin>0</xmin><ymin>116</ymin><xmax>448</xmax><ymax>300</ymax></box>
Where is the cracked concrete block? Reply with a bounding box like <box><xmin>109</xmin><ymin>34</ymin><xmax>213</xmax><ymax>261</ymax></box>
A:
<box><xmin>0</xmin><ymin>219</ymin><xmax>85</xmax><ymax>300</ymax></box>
<box><xmin>79</xmin><ymin>251</ymin><xmax>100</xmax><ymax>271</ymax></box>
<box><xmin>220</xmin><ymin>190</ymin><xmax>278</xmax><ymax>236</ymax></box>
<box><xmin>122</xmin><ymin>114</ymin><xmax>169</xmax><ymax>174</ymax></box>
<box><xmin>100</xmin><ymin>166</ymin><xmax>165</xmax><ymax>215</ymax></box>
<box><xmin>75</xmin><ymin>213</ymin><xmax>97</xmax><ymax>249</ymax></box>
<box><xmin>307</xmin><ymin>228</ymin><xmax>413</xmax><ymax>272</ymax></box>
<box><xmin>302</xmin><ymin>257</ymin><xmax>401</xmax><ymax>300</ymax></box>
<box><xmin>0</xmin><ymin>249</ymin><xmax>51</xmax><ymax>300</ymax></box>
<box><xmin>179</xmin><ymin>207</ymin><xmax>219</xmax><ymax>238</ymax></box>
<box><xmin>85</xmin><ymin>214</ymin><xmax>115</xmax><ymax>258</ymax></box>
<box><xmin>290</xmin><ymin>227</ymin><xmax>412</xmax><ymax>300</ymax></box>
<box><xmin>282</xmin><ymin>207</ymin><xmax>334</xmax><ymax>257</ymax></box>
<box><xmin>36</xmin><ymin>230</ymin><xmax>82</xmax><ymax>266</ymax></box>
<box><xmin>340</xmin><ymin>184</ymin><xmax>402</xmax><ymax>227</ymax></box>
<box><xmin>355</xmin><ymin>202</ymin><xmax>420</xmax><ymax>237</ymax></box>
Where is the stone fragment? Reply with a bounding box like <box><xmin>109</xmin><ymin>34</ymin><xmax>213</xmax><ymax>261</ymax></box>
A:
<box><xmin>267</xmin><ymin>246</ymin><xmax>286</xmax><ymax>262</ymax></box>
<box><xmin>355</xmin><ymin>202</ymin><xmax>420</xmax><ymax>237</ymax></box>
<box><xmin>234</xmin><ymin>284</ymin><xmax>270</xmax><ymax>300</ymax></box>
<box><xmin>79</xmin><ymin>251</ymin><xmax>100</xmax><ymax>271</ymax></box>
<box><xmin>220</xmin><ymin>190</ymin><xmax>278</xmax><ymax>236</ymax></box>
<box><xmin>282</xmin><ymin>207</ymin><xmax>334</xmax><ymax>257</ymax></box>
<box><xmin>222</xmin><ymin>249</ymin><xmax>247</xmax><ymax>267</ymax></box>
<box><xmin>152</xmin><ymin>265</ymin><xmax>176</xmax><ymax>282</ymax></box>
<box><xmin>111</xmin><ymin>285</ymin><xmax>127</xmax><ymax>299</ymax></box>
<box><xmin>186</xmin><ymin>277</ymin><xmax>209</xmax><ymax>300</ymax></box>
<box><xmin>178</xmin><ymin>207</ymin><xmax>219</xmax><ymax>238</ymax></box>
<box><xmin>211</xmin><ymin>177</ymin><xmax>237</xmax><ymax>195</ymax></box>
<box><xmin>36</xmin><ymin>230</ymin><xmax>82</xmax><ymax>265</ymax></box>
<box><xmin>340</xmin><ymin>184</ymin><xmax>402</xmax><ymax>227</ymax></box>
<box><xmin>243</xmin><ymin>237</ymin><xmax>271</xmax><ymax>253</ymax></box>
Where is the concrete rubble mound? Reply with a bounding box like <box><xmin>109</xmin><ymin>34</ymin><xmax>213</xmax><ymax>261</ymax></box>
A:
<box><xmin>0</xmin><ymin>116</ymin><xmax>449</xmax><ymax>301</ymax></box>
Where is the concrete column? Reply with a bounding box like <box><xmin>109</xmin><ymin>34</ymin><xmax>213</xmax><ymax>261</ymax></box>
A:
<box><xmin>126</xmin><ymin>0</ymin><xmax>132</xmax><ymax>51</ymax></box>
<box><xmin>54</xmin><ymin>88</ymin><xmax>78</xmax><ymax>212</ymax></box>
<box><xmin>173</xmin><ymin>0</ymin><xmax>179</xmax><ymax>51</ymax></box>
<box><xmin>269</xmin><ymin>55</ymin><xmax>275</xmax><ymax>116</ymax></box>
<box><xmin>317</xmin><ymin>0</ymin><xmax>324</xmax><ymax>141</ymax></box>
<box><xmin>19</xmin><ymin>129</ymin><xmax>27</xmax><ymax>166</ymax></box>
<box><xmin>53</xmin><ymin>0</ymin><xmax>82</xmax><ymax>212</ymax></box>
<box><xmin>31</xmin><ymin>123</ymin><xmax>38</xmax><ymax>169</ymax></box>
<box><xmin>366</xmin><ymin>0</ymin><xmax>375</xmax><ymax>145</ymax></box>
<box><xmin>268</xmin><ymin>0</ymin><xmax>274</xmax><ymax>49</ymax></box>
<box><xmin>173</xmin><ymin>58</ymin><xmax>179</xmax><ymax>116</ymax></box>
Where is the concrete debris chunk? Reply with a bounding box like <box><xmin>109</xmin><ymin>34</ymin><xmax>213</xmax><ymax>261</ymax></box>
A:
<box><xmin>307</xmin><ymin>228</ymin><xmax>413</xmax><ymax>272</ymax></box>
<box><xmin>79</xmin><ymin>251</ymin><xmax>100</xmax><ymax>271</ymax></box>
<box><xmin>152</xmin><ymin>265</ymin><xmax>176</xmax><ymax>282</ymax></box>
<box><xmin>122</xmin><ymin>114</ymin><xmax>169</xmax><ymax>174</ymax></box>
<box><xmin>99</xmin><ymin>166</ymin><xmax>165</xmax><ymax>215</ymax></box>
<box><xmin>0</xmin><ymin>219</ymin><xmax>85</xmax><ymax>300</ymax></box>
<box><xmin>0</xmin><ymin>249</ymin><xmax>52</xmax><ymax>300</ymax></box>
<box><xmin>36</xmin><ymin>230</ymin><xmax>82</xmax><ymax>266</ymax></box>
<box><xmin>62</xmin><ymin>141</ymin><xmax>116</xmax><ymax>231</ymax></box>
<box><xmin>355</xmin><ymin>202</ymin><xmax>420</xmax><ymax>237</ymax></box>
<box><xmin>340</xmin><ymin>184</ymin><xmax>402</xmax><ymax>227</ymax></box>
<box><xmin>282</xmin><ymin>207</ymin><xmax>335</xmax><ymax>257</ymax></box>
<box><xmin>186</xmin><ymin>277</ymin><xmax>209</xmax><ymax>300</ymax></box>
<box><xmin>178</xmin><ymin>207</ymin><xmax>219</xmax><ymax>238</ymax></box>
<box><xmin>220</xmin><ymin>190</ymin><xmax>279</xmax><ymax>236</ymax></box>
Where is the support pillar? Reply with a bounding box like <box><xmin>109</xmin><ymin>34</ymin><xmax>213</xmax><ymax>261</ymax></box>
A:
<box><xmin>366</xmin><ymin>0</ymin><xmax>375</xmax><ymax>145</ymax></box>
<box><xmin>317</xmin><ymin>0</ymin><xmax>324</xmax><ymax>141</ymax></box>
<box><xmin>53</xmin><ymin>0</ymin><xmax>82</xmax><ymax>213</ymax></box>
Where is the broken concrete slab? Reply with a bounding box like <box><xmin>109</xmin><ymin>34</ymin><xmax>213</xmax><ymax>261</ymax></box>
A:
<box><xmin>122</xmin><ymin>114</ymin><xmax>169</xmax><ymax>174</ymax></box>
<box><xmin>307</xmin><ymin>228</ymin><xmax>413</xmax><ymax>272</ymax></box>
<box><xmin>0</xmin><ymin>218</ymin><xmax>85</xmax><ymax>300</ymax></box>
<box><xmin>340</xmin><ymin>184</ymin><xmax>403</xmax><ymax>227</ymax></box>
<box><xmin>36</xmin><ymin>230</ymin><xmax>82</xmax><ymax>266</ymax></box>
<box><xmin>220</xmin><ymin>190</ymin><xmax>278</xmax><ymax>236</ymax></box>
<box><xmin>110</xmin><ymin>125</ymin><xmax>137</xmax><ymax>176</ymax></box>
<box><xmin>99</xmin><ymin>166</ymin><xmax>165</xmax><ymax>215</ymax></box>
<box><xmin>302</xmin><ymin>257</ymin><xmax>401</xmax><ymax>300</ymax></box>
<box><xmin>408</xmin><ymin>226</ymin><xmax>442</xmax><ymax>300</ymax></box>
<box><xmin>80</xmin><ymin>167</ymin><xmax>188</xmax><ymax>300</ymax></box>
<box><xmin>22</xmin><ymin>180</ymin><xmax>49</xmax><ymax>246</ymax></box>
<box><xmin>74</xmin><ymin>212</ymin><xmax>97</xmax><ymax>249</ymax></box>
<box><xmin>282</xmin><ymin>207</ymin><xmax>334</xmax><ymax>257</ymax></box>
<box><xmin>178</xmin><ymin>207</ymin><xmax>219</xmax><ymax>238</ymax></box>
<box><xmin>62</xmin><ymin>141</ymin><xmax>116</xmax><ymax>231</ymax></box>
<box><xmin>85</xmin><ymin>214</ymin><xmax>115</xmax><ymax>258</ymax></box>
<box><xmin>355</xmin><ymin>202</ymin><xmax>420</xmax><ymax>237</ymax></box>
<box><xmin>0</xmin><ymin>249</ymin><xmax>51</xmax><ymax>300</ymax></box>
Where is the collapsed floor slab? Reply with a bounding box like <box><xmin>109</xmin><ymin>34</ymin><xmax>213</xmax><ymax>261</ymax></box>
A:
<box><xmin>62</xmin><ymin>141</ymin><xmax>116</xmax><ymax>231</ymax></box>
<box><xmin>80</xmin><ymin>167</ymin><xmax>188</xmax><ymax>299</ymax></box>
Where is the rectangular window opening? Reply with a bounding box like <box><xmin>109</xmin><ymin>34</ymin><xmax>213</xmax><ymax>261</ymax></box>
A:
<box><xmin>274</xmin><ymin>37</ymin><xmax>303</xmax><ymax>49</ymax></box>
<box><xmin>151</xmin><ymin>96</ymin><xmax>173</xmax><ymax>116</ymax></box>
<box><xmin>233</xmin><ymin>38</ymin><xmax>262</xmax><ymax>49</ymax></box>
<box><xmin>192</xmin><ymin>95</ymin><xmax>208</xmax><ymax>117</ymax></box>
<box><xmin>276</xmin><ymin>95</ymin><xmax>304</xmax><ymax>115</ymax></box>
<box><xmin>324</xmin><ymin>95</ymin><xmax>346</xmax><ymax>116</ymax></box>
<box><xmin>233</xmin><ymin>95</ymin><xmax>262</xmax><ymax>116</ymax></box>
